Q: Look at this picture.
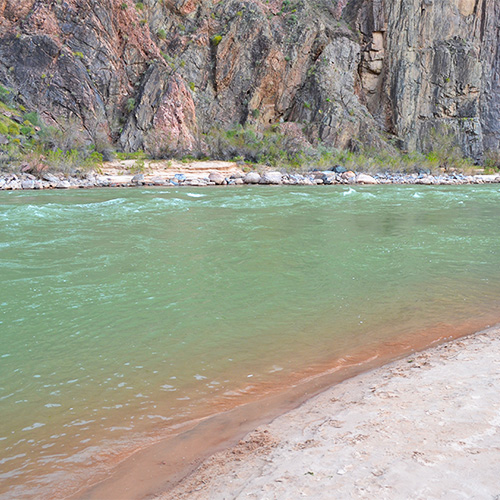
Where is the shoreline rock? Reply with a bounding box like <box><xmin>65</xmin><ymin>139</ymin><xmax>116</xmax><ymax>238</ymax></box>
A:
<box><xmin>1</xmin><ymin>170</ymin><xmax>499</xmax><ymax>191</ymax></box>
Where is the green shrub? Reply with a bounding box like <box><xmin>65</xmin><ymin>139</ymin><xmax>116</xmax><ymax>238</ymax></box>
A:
<box><xmin>24</xmin><ymin>112</ymin><xmax>41</xmax><ymax>126</ymax></box>
<box><xmin>126</xmin><ymin>97</ymin><xmax>136</xmax><ymax>112</ymax></box>
<box><xmin>0</xmin><ymin>122</ymin><xmax>8</xmax><ymax>135</ymax></box>
<box><xmin>130</xmin><ymin>158</ymin><xmax>146</xmax><ymax>173</ymax></box>
<box><xmin>8</xmin><ymin>123</ymin><xmax>20</xmax><ymax>135</ymax></box>
<box><xmin>0</xmin><ymin>84</ymin><xmax>12</xmax><ymax>105</ymax></box>
<box><xmin>116</xmin><ymin>150</ymin><xmax>148</xmax><ymax>160</ymax></box>
<box><xmin>211</xmin><ymin>35</ymin><xmax>222</xmax><ymax>46</ymax></box>
<box><xmin>157</xmin><ymin>28</ymin><xmax>167</xmax><ymax>40</ymax></box>
<box><xmin>20</xmin><ymin>126</ymin><xmax>33</xmax><ymax>136</ymax></box>
<box><xmin>197</xmin><ymin>123</ymin><xmax>305</xmax><ymax>168</ymax></box>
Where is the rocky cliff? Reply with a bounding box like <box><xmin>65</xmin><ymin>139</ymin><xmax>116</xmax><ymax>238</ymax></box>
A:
<box><xmin>1</xmin><ymin>0</ymin><xmax>499</xmax><ymax>161</ymax></box>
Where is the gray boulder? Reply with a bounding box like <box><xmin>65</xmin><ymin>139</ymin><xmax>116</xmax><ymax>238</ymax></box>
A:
<box><xmin>243</xmin><ymin>172</ymin><xmax>261</xmax><ymax>184</ymax></box>
<box><xmin>43</xmin><ymin>173</ymin><xmax>60</xmax><ymax>183</ymax></box>
<box><xmin>151</xmin><ymin>177</ymin><xmax>166</xmax><ymax>186</ymax></box>
<box><xmin>259</xmin><ymin>171</ymin><xmax>283</xmax><ymax>184</ymax></box>
<box><xmin>209</xmin><ymin>172</ymin><xmax>225</xmax><ymax>185</ymax></box>
<box><xmin>131</xmin><ymin>174</ymin><xmax>144</xmax><ymax>184</ymax></box>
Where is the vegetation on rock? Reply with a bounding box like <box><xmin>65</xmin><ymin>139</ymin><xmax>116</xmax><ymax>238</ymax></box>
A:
<box><xmin>0</xmin><ymin>85</ymin><xmax>103</xmax><ymax>175</ymax></box>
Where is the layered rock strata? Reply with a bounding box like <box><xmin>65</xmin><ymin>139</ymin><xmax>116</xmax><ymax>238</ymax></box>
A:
<box><xmin>1</xmin><ymin>0</ymin><xmax>499</xmax><ymax>160</ymax></box>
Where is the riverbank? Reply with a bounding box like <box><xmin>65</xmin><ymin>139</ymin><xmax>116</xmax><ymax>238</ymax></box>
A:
<box><xmin>160</xmin><ymin>325</ymin><xmax>500</xmax><ymax>499</ymax></box>
<box><xmin>1</xmin><ymin>159</ymin><xmax>499</xmax><ymax>190</ymax></box>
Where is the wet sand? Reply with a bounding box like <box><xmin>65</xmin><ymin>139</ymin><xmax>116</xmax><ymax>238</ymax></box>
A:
<box><xmin>74</xmin><ymin>322</ymin><xmax>500</xmax><ymax>499</ymax></box>
<box><xmin>159</xmin><ymin>325</ymin><xmax>500</xmax><ymax>499</ymax></box>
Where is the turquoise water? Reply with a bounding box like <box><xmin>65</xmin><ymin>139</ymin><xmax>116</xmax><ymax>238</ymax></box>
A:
<box><xmin>1</xmin><ymin>185</ymin><xmax>500</xmax><ymax>498</ymax></box>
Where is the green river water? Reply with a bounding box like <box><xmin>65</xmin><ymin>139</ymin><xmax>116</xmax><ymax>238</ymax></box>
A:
<box><xmin>1</xmin><ymin>185</ymin><xmax>499</xmax><ymax>498</ymax></box>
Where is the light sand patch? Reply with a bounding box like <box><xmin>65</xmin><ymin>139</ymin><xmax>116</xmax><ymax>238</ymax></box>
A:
<box><xmin>101</xmin><ymin>160</ymin><xmax>243</xmax><ymax>183</ymax></box>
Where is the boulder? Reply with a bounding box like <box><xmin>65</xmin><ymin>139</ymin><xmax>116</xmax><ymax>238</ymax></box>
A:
<box><xmin>151</xmin><ymin>177</ymin><xmax>166</xmax><ymax>186</ymax></box>
<box><xmin>356</xmin><ymin>173</ymin><xmax>378</xmax><ymax>184</ymax></box>
<box><xmin>131</xmin><ymin>174</ymin><xmax>144</xmax><ymax>184</ymax></box>
<box><xmin>209</xmin><ymin>172</ymin><xmax>225</xmax><ymax>185</ymax></box>
<box><xmin>42</xmin><ymin>173</ymin><xmax>60</xmax><ymax>183</ymax></box>
<box><xmin>259</xmin><ymin>171</ymin><xmax>283</xmax><ymax>184</ymax></box>
<box><xmin>342</xmin><ymin>171</ymin><xmax>356</xmax><ymax>180</ymax></box>
<box><xmin>322</xmin><ymin>172</ymin><xmax>337</xmax><ymax>185</ymax></box>
<box><xmin>21</xmin><ymin>179</ymin><xmax>35</xmax><ymax>189</ymax></box>
<box><xmin>330</xmin><ymin>165</ymin><xmax>347</xmax><ymax>174</ymax></box>
<box><xmin>243</xmin><ymin>172</ymin><xmax>261</xmax><ymax>184</ymax></box>
<box><xmin>56</xmin><ymin>180</ymin><xmax>71</xmax><ymax>189</ymax></box>
<box><xmin>416</xmin><ymin>177</ymin><xmax>433</xmax><ymax>185</ymax></box>
<box><xmin>7</xmin><ymin>180</ymin><xmax>21</xmax><ymax>190</ymax></box>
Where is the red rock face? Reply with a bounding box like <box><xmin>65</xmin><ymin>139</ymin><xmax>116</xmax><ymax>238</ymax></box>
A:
<box><xmin>150</xmin><ymin>78</ymin><xmax>198</xmax><ymax>153</ymax></box>
<box><xmin>0</xmin><ymin>0</ymin><xmax>499</xmax><ymax>159</ymax></box>
<box><xmin>0</xmin><ymin>0</ymin><xmax>35</xmax><ymax>24</ymax></box>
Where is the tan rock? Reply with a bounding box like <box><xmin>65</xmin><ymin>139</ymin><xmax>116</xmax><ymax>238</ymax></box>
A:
<box><xmin>356</xmin><ymin>173</ymin><xmax>378</xmax><ymax>184</ymax></box>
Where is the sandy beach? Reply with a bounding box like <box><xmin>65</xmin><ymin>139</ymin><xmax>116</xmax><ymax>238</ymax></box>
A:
<box><xmin>157</xmin><ymin>325</ymin><xmax>500</xmax><ymax>500</ymax></box>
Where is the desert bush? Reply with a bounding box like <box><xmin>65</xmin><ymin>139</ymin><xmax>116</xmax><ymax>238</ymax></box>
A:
<box><xmin>0</xmin><ymin>85</ymin><xmax>14</xmax><ymax>105</ymax></box>
<box><xmin>24</xmin><ymin>112</ymin><xmax>41</xmax><ymax>127</ymax></box>
<box><xmin>38</xmin><ymin>117</ymin><xmax>87</xmax><ymax>153</ymax></box>
<box><xmin>483</xmin><ymin>150</ymin><xmax>500</xmax><ymax>173</ymax></box>
<box><xmin>87</xmin><ymin>122</ymin><xmax>115</xmax><ymax>161</ymax></box>
<box><xmin>199</xmin><ymin>124</ymin><xmax>308</xmax><ymax>169</ymax></box>
<box><xmin>129</xmin><ymin>158</ymin><xmax>146</xmax><ymax>174</ymax></box>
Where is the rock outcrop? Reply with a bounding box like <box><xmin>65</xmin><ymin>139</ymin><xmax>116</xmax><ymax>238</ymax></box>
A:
<box><xmin>1</xmin><ymin>0</ymin><xmax>499</xmax><ymax>161</ymax></box>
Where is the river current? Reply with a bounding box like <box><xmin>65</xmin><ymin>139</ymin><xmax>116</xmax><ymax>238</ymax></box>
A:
<box><xmin>1</xmin><ymin>185</ymin><xmax>499</xmax><ymax>498</ymax></box>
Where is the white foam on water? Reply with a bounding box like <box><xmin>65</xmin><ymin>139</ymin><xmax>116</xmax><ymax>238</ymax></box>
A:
<box><xmin>22</xmin><ymin>423</ymin><xmax>45</xmax><ymax>432</ymax></box>
<box><xmin>160</xmin><ymin>385</ymin><xmax>176</xmax><ymax>391</ymax></box>
<box><xmin>342</xmin><ymin>187</ymin><xmax>357</xmax><ymax>196</ymax></box>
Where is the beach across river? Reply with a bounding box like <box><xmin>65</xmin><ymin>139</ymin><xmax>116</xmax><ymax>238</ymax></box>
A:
<box><xmin>1</xmin><ymin>159</ymin><xmax>499</xmax><ymax>190</ymax></box>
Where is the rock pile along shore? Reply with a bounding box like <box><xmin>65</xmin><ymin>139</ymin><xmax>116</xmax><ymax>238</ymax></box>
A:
<box><xmin>1</xmin><ymin>169</ymin><xmax>500</xmax><ymax>190</ymax></box>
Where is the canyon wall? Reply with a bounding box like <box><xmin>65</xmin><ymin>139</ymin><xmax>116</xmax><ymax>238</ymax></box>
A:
<box><xmin>1</xmin><ymin>0</ymin><xmax>499</xmax><ymax>160</ymax></box>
